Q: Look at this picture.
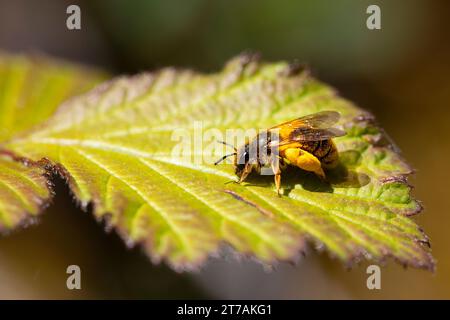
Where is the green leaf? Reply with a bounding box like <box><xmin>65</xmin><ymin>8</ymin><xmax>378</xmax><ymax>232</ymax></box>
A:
<box><xmin>2</xmin><ymin>53</ymin><xmax>434</xmax><ymax>271</ymax></box>
<box><xmin>0</xmin><ymin>53</ymin><xmax>107</xmax><ymax>230</ymax></box>
<box><xmin>0</xmin><ymin>153</ymin><xmax>50</xmax><ymax>231</ymax></box>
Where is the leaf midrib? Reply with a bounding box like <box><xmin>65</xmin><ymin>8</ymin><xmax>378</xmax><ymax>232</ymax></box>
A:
<box><xmin>11</xmin><ymin>136</ymin><xmax>415</xmax><ymax>212</ymax></box>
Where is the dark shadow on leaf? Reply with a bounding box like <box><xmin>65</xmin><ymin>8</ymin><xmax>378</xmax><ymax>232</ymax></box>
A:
<box><xmin>339</xmin><ymin>150</ymin><xmax>362</xmax><ymax>167</ymax></box>
<box><xmin>234</xmin><ymin>154</ymin><xmax>370</xmax><ymax>195</ymax></box>
<box><xmin>242</xmin><ymin>167</ymin><xmax>333</xmax><ymax>195</ymax></box>
<box><xmin>325</xmin><ymin>162</ymin><xmax>370</xmax><ymax>188</ymax></box>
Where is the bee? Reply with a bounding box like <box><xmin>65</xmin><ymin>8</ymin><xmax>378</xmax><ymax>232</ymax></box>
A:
<box><xmin>214</xmin><ymin>111</ymin><xmax>346</xmax><ymax>195</ymax></box>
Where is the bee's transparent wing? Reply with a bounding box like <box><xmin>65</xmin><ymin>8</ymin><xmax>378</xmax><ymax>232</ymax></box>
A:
<box><xmin>291</xmin><ymin>127</ymin><xmax>346</xmax><ymax>142</ymax></box>
<box><xmin>269</xmin><ymin>111</ymin><xmax>346</xmax><ymax>144</ymax></box>
<box><xmin>270</xmin><ymin>128</ymin><xmax>346</xmax><ymax>148</ymax></box>
<box><xmin>269</xmin><ymin>110</ymin><xmax>341</xmax><ymax>131</ymax></box>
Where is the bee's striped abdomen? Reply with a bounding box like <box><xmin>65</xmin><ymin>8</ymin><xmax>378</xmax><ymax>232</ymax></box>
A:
<box><xmin>317</xmin><ymin>140</ymin><xmax>339</xmax><ymax>168</ymax></box>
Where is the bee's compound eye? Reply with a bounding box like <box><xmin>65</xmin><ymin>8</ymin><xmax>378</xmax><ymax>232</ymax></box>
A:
<box><xmin>237</xmin><ymin>151</ymin><xmax>249</xmax><ymax>165</ymax></box>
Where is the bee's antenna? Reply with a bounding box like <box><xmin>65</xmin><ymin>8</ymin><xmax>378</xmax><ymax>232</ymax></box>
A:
<box><xmin>214</xmin><ymin>153</ymin><xmax>237</xmax><ymax>165</ymax></box>
<box><xmin>217</xmin><ymin>140</ymin><xmax>237</xmax><ymax>152</ymax></box>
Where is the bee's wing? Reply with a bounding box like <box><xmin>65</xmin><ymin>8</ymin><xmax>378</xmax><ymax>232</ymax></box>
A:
<box><xmin>269</xmin><ymin>111</ymin><xmax>346</xmax><ymax>144</ymax></box>
<box><xmin>290</xmin><ymin>127</ymin><xmax>346</xmax><ymax>142</ymax></box>
<box><xmin>270</xmin><ymin>128</ymin><xmax>346</xmax><ymax>148</ymax></box>
<box><xmin>269</xmin><ymin>110</ymin><xmax>341</xmax><ymax>131</ymax></box>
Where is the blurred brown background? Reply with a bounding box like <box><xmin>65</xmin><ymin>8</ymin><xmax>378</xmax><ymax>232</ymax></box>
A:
<box><xmin>0</xmin><ymin>0</ymin><xmax>449</xmax><ymax>299</ymax></box>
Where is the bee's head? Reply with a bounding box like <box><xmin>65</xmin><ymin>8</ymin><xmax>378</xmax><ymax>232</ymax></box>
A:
<box><xmin>214</xmin><ymin>141</ymin><xmax>258</xmax><ymax>179</ymax></box>
<box><xmin>235</xmin><ymin>146</ymin><xmax>251</xmax><ymax>178</ymax></box>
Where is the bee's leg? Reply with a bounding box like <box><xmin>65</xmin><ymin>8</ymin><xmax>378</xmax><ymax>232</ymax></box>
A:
<box><xmin>270</xmin><ymin>156</ymin><xmax>282</xmax><ymax>196</ymax></box>
<box><xmin>284</xmin><ymin>148</ymin><xmax>325</xmax><ymax>179</ymax></box>
<box><xmin>238</xmin><ymin>163</ymin><xmax>253</xmax><ymax>183</ymax></box>
<box><xmin>274</xmin><ymin>173</ymin><xmax>281</xmax><ymax>196</ymax></box>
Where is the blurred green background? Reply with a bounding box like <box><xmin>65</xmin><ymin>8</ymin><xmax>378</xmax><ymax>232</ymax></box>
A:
<box><xmin>0</xmin><ymin>0</ymin><xmax>449</xmax><ymax>299</ymax></box>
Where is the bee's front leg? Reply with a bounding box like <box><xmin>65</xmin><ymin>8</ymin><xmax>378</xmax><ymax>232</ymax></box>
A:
<box><xmin>274</xmin><ymin>173</ymin><xmax>281</xmax><ymax>196</ymax></box>
<box><xmin>270</xmin><ymin>156</ymin><xmax>282</xmax><ymax>196</ymax></box>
